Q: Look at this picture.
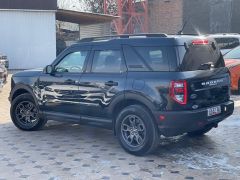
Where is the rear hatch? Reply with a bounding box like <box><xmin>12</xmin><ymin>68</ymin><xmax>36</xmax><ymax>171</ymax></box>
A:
<box><xmin>174</xmin><ymin>37</ymin><xmax>230</xmax><ymax>110</ymax></box>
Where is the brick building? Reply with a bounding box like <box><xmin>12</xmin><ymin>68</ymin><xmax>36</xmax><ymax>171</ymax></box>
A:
<box><xmin>149</xmin><ymin>0</ymin><xmax>240</xmax><ymax>34</ymax></box>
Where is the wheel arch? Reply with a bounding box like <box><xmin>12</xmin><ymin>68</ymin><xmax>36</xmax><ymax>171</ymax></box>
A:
<box><xmin>10</xmin><ymin>84</ymin><xmax>46</xmax><ymax>125</ymax></box>
<box><xmin>10</xmin><ymin>84</ymin><xmax>38</xmax><ymax>105</ymax></box>
<box><xmin>110</xmin><ymin>92</ymin><xmax>157</xmax><ymax>135</ymax></box>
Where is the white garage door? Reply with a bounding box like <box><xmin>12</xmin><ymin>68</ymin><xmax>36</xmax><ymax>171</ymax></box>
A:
<box><xmin>0</xmin><ymin>10</ymin><xmax>56</xmax><ymax>69</ymax></box>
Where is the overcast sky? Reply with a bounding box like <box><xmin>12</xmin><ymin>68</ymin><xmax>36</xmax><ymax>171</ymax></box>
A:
<box><xmin>58</xmin><ymin>0</ymin><xmax>87</xmax><ymax>11</ymax></box>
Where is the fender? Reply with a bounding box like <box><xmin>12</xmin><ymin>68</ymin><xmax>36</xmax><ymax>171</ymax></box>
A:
<box><xmin>10</xmin><ymin>83</ymin><xmax>39</xmax><ymax>108</ymax></box>
<box><xmin>10</xmin><ymin>83</ymin><xmax>46</xmax><ymax>119</ymax></box>
<box><xmin>108</xmin><ymin>90</ymin><xmax>158</xmax><ymax>116</ymax></box>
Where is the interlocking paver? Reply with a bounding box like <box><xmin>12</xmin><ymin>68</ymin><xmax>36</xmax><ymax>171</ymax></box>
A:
<box><xmin>0</xmin><ymin>74</ymin><xmax>240</xmax><ymax>179</ymax></box>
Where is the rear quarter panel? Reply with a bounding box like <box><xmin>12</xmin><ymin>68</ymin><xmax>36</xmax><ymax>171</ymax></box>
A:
<box><xmin>126</xmin><ymin>68</ymin><xmax>230</xmax><ymax>112</ymax></box>
<box><xmin>126</xmin><ymin>72</ymin><xmax>178</xmax><ymax>111</ymax></box>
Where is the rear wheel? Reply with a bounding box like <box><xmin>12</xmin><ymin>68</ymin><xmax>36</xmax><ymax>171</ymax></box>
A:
<box><xmin>188</xmin><ymin>126</ymin><xmax>212</xmax><ymax>137</ymax></box>
<box><xmin>116</xmin><ymin>105</ymin><xmax>159</xmax><ymax>156</ymax></box>
<box><xmin>10</xmin><ymin>93</ymin><xmax>47</xmax><ymax>131</ymax></box>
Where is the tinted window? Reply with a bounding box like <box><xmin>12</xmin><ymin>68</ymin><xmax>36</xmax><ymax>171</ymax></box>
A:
<box><xmin>224</xmin><ymin>46</ymin><xmax>240</xmax><ymax>59</ymax></box>
<box><xmin>123</xmin><ymin>46</ymin><xmax>176</xmax><ymax>72</ymax></box>
<box><xmin>92</xmin><ymin>50</ymin><xmax>123</xmax><ymax>73</ymax></box>
<box><xmin>178</xmin><ymin>44</ymin><xmax>225</xmax><ymax>71</ymax></box>
<box><xmin>215</xmin><ymin>38</ymin><xmax>240</xmax><ymax>49</ymax></box>
<box><xmin>123</xmin><ymin>46</ymin><xmax>148</xmax><ymax>71</ymax></box>
<box><xmin>55</xmin><ymin>51</ymin><xmax>89</xmax><ymax>73</ymax></box>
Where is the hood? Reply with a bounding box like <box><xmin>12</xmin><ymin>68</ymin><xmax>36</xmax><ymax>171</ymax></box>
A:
<box><xmin>13</xmin><ymin>68</ymin><xmax>43</xmax><ymax>77</ymax></box>
<box><xmin>224</xmin><ymin>59</ymin><xmax>240</xmax><ymax>68</ymax></box>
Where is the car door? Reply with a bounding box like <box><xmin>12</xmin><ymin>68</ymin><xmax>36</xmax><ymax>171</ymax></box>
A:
<box><xmin>79</xmin><ymin>45</ymin><xmax>127</xmax><ymax>125</ymax></box>
<box><xmin>38</xmin><ymin>46</ymin><xmax>91</xmax><ymax>121</ymax></box>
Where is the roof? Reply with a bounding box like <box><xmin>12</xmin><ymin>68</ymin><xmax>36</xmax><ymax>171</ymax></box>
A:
<box><xmin>207</xmin><ymin>34</ymin><xmax>240</xmax><ymax>38</ymax></box>
<box><xmin>72</xmin><ymin>34</ymin><xmax>210</xmax><ymax>47</ymax></box>
<box><xmin>56</xmin><ymin>9</ymin><xmax>118</xmax><ymax>25</ymax></box>
<box><xmin>0</xmin><ymin>0</ymin><xmax>57</xmax><ymax>11</ymax></box>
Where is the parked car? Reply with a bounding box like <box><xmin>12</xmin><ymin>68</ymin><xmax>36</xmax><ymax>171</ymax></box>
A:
<box><xmin>9</xmin><ymin>34</ymin><xmax>234</xmax><ymax>155</ymax></box>
<box><xmin>0</xmin><ymin>53</ymin><xmax>9</xmax><ymax>69</ymax></box>
<box><xmin>0</xmin><ymin>64</ymin><xmax>8</xmax><ymax>84</ymax></box>
<box><xmin>224</xmin><ymin>46</ymin><xmax>240</xmax><ymax>93</ymax></box>
<box><xmin>207</xmin><ymin>34</ymin><xmax>240</xmax><ymax>55</ymax></box>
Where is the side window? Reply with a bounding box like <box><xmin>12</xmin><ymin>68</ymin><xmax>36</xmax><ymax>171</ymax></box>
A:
<box><xmin>91</xmin><ymin>50</ymin><xmax>123</xmax><ymax>73</ymax></box>
<box><xmin>135</xmin><ymin>47</ymin><xmax>170</xmax><ymax>71</ymax></box>
<box><xmin>123</xmin><ymin>46</ymin><xmax>148</xmax><ymax>71</ymax></box>
<box><xmin>55</xmin><ymin>51</ymin><xmax>88</xmax><ymax>73</ymax></box>
<box><xmin>123</xmin><ymin>46</ymin><xmax>176</xmax><ymax>72</ymax></box>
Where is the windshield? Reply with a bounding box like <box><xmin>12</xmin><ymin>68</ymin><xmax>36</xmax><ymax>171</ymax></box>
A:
<box><xmin>178</xmin><ymin>44</ymin><xmax>225</xmax><ymax>71</ymax></box>
<box><xmin>224</xmin><ymin>46</ymin><xmax>240</xmax><ymax>59</ymax></box>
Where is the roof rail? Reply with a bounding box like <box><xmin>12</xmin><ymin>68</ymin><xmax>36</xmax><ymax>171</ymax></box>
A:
<box><xmin>79</xmin><ymin>33</ymin><xmax>168</xmax><ymax>42</ymax></box>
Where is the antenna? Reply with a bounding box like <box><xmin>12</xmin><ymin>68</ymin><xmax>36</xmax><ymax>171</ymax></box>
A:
<box><xmin>177</xmin><ymin>21</ymin><xmax>188</xmax><ymax>35</ymax></box>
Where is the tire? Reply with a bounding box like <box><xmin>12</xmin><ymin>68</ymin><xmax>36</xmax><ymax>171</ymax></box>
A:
<box><xmin>115</xmin><ymin>105</ymin><xmax>159</xmax><ymax>156</ymax></box>
<box><xmin>188</xmin><ymin>126</ymin><xmax>212</xmax><ymax>137</ymax></box>
<box><xmin>3</xmin><ymin>75</ymin><xmax>7</xmax><ymax>84</ymax></box>
<box><xmin>10</xmin><ymin>93</ymin><xmax>47</xmax><ymax>131</ymax></box>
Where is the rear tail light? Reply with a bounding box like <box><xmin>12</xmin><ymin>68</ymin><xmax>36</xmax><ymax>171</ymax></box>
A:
<box><xmin>170</xmin><ymin>80</ymin><xmax>187</xmax><ymax>105</ymax></box>
<box><xmin>192</xmin><ymin>39</ymin><xmax>209</xmax><ymax>45</ymax></box>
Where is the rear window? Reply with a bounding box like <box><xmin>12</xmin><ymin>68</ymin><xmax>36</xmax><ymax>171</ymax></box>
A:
<box><xmin>178</xmin><ymin>43</ymin><xmax>225</xmax><ymax>71</ymax></box>
<box><xmin>123</xmin><ymin>45</ymin><xmax>177</xmax><ymax>72</ymax></box>
<box><xmin>214</xmin><ymin>37</ymin><xmax>240</xmax><ymax>50</ymax></box>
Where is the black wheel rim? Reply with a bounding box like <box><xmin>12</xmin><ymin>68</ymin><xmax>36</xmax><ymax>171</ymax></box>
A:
<box><xmin>121</xmin><ymin>115</ymin><xmax>146</xmax><ymax>148</ymax></box>
<box><xmin>15</xmin><ymin>101</ymin><xmax>39</xmax><ymax>127</ymax></box>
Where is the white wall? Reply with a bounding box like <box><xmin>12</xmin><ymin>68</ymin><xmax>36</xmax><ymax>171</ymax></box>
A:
<box><xmin>0</xmin><ymin>10</ymin><xmax>56</xmax><ymax>69</ymax></box>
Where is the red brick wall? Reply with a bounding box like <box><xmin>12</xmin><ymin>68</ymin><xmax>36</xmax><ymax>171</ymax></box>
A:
<box><xmin>149</xmin><ymin>0</ymin><xmax>183</xmax><ymax>34</ymax></box>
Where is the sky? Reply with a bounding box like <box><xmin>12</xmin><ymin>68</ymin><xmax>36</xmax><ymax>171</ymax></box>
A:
<box><xmin>57</xmin><ymin>0</ymin><xmax>87</xmax><ymax>11</ymax></box>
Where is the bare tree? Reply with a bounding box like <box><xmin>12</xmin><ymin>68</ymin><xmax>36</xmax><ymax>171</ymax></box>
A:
<box><xmin>84</xmin><ymin>0</ymin><xmax>117</xmax><ymax>14</ymax></box>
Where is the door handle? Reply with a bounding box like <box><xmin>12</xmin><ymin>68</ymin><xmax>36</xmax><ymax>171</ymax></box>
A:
<box><xmin>65</xmin><ymin>79</ymin><xmax>78</xmax><ymax>84</ymax></box>
<box><xmin>105</xmin><ymin>81</ymin><xmax>118</xmax><ymax>86</ymax></box>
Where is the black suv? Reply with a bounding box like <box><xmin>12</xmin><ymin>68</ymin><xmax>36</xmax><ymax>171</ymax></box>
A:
<box><xmin>9</xmin><ymin>34</ymin><xmax>234</xmax><ymax>155</ymax></box>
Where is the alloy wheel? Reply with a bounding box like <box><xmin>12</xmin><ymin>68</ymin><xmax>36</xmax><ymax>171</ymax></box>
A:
<box><xmin>121</xmin><ymin>115</ymin><xmax>146</xmax><ymax>148</ymax></box>
<box><xmin>15</xmin><ymin>101</ymin><xmax>39</xmax><ymax>127</ymax></box>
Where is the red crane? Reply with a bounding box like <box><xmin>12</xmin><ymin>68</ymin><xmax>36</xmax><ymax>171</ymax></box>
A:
<box><xmin>103</xmin><ymin>0</ymin><xmax>149</xmax><ymax>34</ymax></box>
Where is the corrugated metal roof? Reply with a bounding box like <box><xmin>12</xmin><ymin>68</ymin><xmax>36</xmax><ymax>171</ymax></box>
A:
<box><xmin>56</xmin><ymin>9</ymin><xmax>118</xmax><ymax>25</ymax></box>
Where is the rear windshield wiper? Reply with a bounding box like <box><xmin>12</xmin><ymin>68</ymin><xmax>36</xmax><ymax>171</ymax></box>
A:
<box><xmin>199</xmin><ymin>62</ymin><xmax>214</xmax><ymax>70</ymax></box>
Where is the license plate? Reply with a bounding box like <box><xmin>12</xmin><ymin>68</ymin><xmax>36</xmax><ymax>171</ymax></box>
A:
<box><xmin>207</xmin><ymin>106</ymin><xmax>221</xmax><ymax>117</ymax></box>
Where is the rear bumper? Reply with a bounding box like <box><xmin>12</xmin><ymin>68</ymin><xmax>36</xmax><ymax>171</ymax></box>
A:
<box><xmin>154</xmin><ymin>101</ymin><xmax>234</xmax><ymax>137</ymax></box>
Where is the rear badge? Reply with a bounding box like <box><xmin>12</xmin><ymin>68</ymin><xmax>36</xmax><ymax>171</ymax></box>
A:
<box><xmin>190</xmin><ymin>94</ymin><xmax>198</xmax><ymax>99</ymax></box>
<box><xmin>201</xmin><ymin>79</ymin><xmax>224</xmax><ymax>87</ymax></box>
<box><xmin>192</xmin><ymin>105</ymin><xmax>199</xmax><ymax>110</ymax></box>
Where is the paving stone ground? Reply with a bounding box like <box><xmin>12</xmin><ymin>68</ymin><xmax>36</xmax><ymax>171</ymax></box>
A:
<box><xmin>0</xmin><ymin>75</ymin><xmax>240</xmax><ymax>180</ymax></box>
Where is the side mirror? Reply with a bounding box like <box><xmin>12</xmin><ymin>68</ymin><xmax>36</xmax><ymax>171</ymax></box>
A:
<box><xmin>44</xmin><ymin>65</ymin><xmax>54</xmax><ymax>74</ymax></box>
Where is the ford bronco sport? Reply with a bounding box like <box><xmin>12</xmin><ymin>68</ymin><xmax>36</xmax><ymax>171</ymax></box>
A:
<box><xmin>9</xmin><ymin>34</ymin><xmax>234</xmax><ymax>155</ymax></box>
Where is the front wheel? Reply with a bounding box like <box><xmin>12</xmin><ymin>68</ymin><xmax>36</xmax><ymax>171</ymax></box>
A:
<box><xmin>10</xmin><ymin>93</ymin><xmax>47</xmax><ymax>131</ymax></box>
<box><xmin>115</xmin><ymin>105</ymin><xmax>159</xmax><ymax>156</ymax></box>
<box><xmin>3</xmin><ymin>75</ymin><xmax>7</xmax><ymax>84</ymax></box>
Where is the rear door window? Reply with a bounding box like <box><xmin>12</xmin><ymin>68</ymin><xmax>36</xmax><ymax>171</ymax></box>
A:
<box><xmin>123</xmin><ymin>45</ymin><xmax>177</xmax><ymax>72</ymax></box>
<box><xmin>91</xmin><ymin>50</ymin><xmax>123</xmax><ymax>73</ymax></box>
<box><xmin>178</xmin><ymin>43</ymin><xmax>225</xmax><ymax>71</ymax></box>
